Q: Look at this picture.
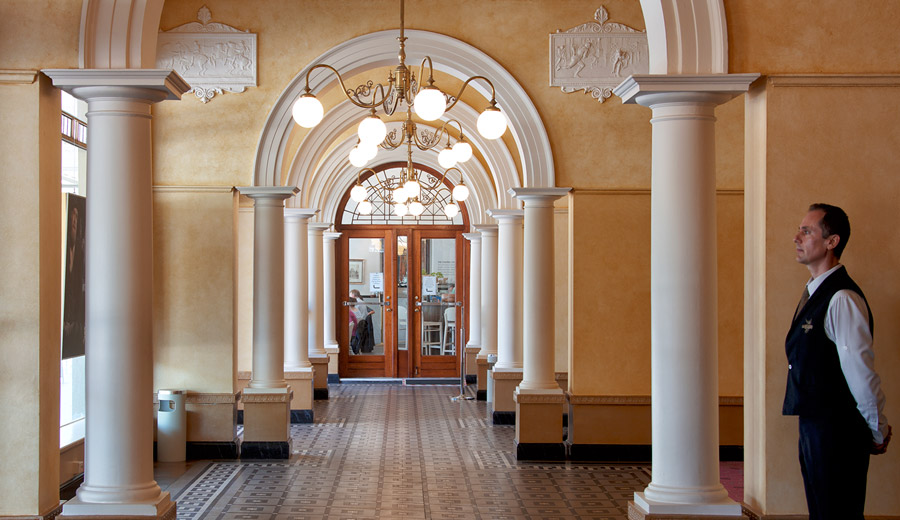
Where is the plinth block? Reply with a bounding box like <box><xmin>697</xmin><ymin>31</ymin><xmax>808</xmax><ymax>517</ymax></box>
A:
<box><xmin>242</xmin><ymin>388</ymin><xmax>291</xmax><ymax>443</ymax></box>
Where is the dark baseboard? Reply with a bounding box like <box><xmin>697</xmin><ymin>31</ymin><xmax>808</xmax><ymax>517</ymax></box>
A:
<box><xmin>240</xmin><ymin>440</ymin><xmax>291</xmax><ymax>459</ymax></box>
<box><xmin>476</xmin><ymin>389</ymin><xmax>487</xmax><ymax>401</ymax></box>
<box><xmin>516</xmin><ymin>442</ymin><xmax>566</xmax><ymax>462</ymax></box>
<box><xmin>291</xmin><ymin>409</ymin><xmax>314</xmax><ymax>423</ymax></box>
<box><xmin>60</xmin><ymin>473</ymin><xmax>83</xmax><ymax>500</ymax></box>
<box><xmin>567</xmin><ymin>443</ymin><xmax>651</xmax><ymax>462</ymax></box>
<box><xmin>405</xmin><ymin>378</ymin><xmax>458</xmax><ymax>385</ymax></box>
<box><xmin>465</xmin><ymin>375</ymin><xmax>477</xmax><ymax>384</ymax></box>
<box><xmin>187</xmin><ymin>440</ymin><xmax>241</xmax><ymax>460</ymax></box>
<box><xmin>492</xmin><ymin>411</ymin><xmax>516</xmax><ymax>425</ymax></box>
<box><xmin>562</xmin><ymin>412</ymin><xmax>568</xmax><ymax>427</ymax></box>
<box><xmin>314</xmin><ymin>388</ymin><xmax>329</xmax><ymax>400</ymax></box>
<box><xmin>720</xmin><ymin>445</ymin><xmax>744</xmax><ymax>461</ymax></box>
<box><xmin>327</xmin><ymin>374</ymin><xmax>340</xmax><ymax>384</ymax></box>
<box><xmin>237</xmin><ymin>409</ymin><xmax>243</xmax><ymax>424</ymax></box>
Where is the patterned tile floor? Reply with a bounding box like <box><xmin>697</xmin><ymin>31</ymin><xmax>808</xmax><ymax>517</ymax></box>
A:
<box><xmin>158</xmin><ymin>383</ymin><xmax>742</xmax><ymax>519</ymax></box>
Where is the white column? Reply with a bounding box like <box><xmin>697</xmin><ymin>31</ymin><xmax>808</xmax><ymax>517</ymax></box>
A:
<box><xmin>488</xmin><ymin>210</ymin><xmax>524</xmax><ymax>369</ymax></box>
<box><xmin>510</xmin><ymin>189</ymin><xmax>570</xmax><ymax>392</ymax></box>
<box><xmin>323</xmin><ymin>231</ymin><xmax>342</xmax><ymax>351</ymax></box>
<box><xmin>462</xmin><ymin>232</ymin><xmax>482</xmax><ymax>350</ymax></box>
<box><xmin>308</xmin><ymin>223</ymin><xmax>331</xmax><ymax>356</ymax></box>
<box><xmin>475</xmin><ymin>224</ymin><xmax>498</xmax><ymax>359</ymax></box>
<box><xmin>45</xmin><ymin>69</ymin><xmax>189</xmax><ymax>517</ymax></box>
<box><xmin>284</xmin><ymin>209</ymin><xmax>317</xmax><ymax>370</ymax></box>
<box><xmin>240</xmin><ymin>187</ymin><xmax>300</xmax><ymax>388</ymax></box>
<box><xmin>615</xmin><ymin>74</ymin><xmax>757</xmax><ymax>516</ymax></box>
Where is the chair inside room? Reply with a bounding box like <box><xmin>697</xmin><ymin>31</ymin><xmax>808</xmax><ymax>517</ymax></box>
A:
<box><xmin>441</xmin><ymin>306</ymin><xmax>456</xmax><ymax>355</ymax></box>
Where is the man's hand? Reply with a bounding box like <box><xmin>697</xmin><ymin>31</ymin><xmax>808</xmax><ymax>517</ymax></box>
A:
<box><xmin>872</xmin><ymin>425</ymin><xmax>892</xmax><ymax>455</ymax></box>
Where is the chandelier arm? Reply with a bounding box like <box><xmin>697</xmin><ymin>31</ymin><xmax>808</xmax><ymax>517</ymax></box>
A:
<box><xmin>444</xmin><ymin>75</ymin><xmax>498</xmax><ymax>112</ymax></box>
<box><xmin>305</xmin><ymin>63</ymin><xmax>389</xmax><ymax>110</ymax></box>
<box><xmin>415</xmin><ymin>56</ymin><xmax>436</xmax><ymax>95</ymax></box>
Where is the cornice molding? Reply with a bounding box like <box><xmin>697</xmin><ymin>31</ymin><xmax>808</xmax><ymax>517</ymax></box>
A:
<box><xmin>152</xmin><ymin>185</ymin><xmax>234</xmax><ymax>193</ymax></box>
<box><xmin>767</xmin><ymin>74</ymin><xmax>900</xmax><ymax>88</ymax></box>
<box><xmin>0</xmin><ymin>69</ymin><xmax>38</xmax><ymax>84</ymax></box>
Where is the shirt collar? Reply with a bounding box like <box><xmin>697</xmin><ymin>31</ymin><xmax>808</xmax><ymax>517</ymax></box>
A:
<box><xmin>807</xmin><ymin>263</ymin><xmax>843</xmax><ymax>296</ymax></box>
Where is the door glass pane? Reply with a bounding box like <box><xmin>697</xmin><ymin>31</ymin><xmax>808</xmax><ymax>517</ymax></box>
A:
<box><xmin>420</xmin><ymin>238</ymin><xmax>456</xmax><ymax>357</ymax></box>
<box><xmin>348</xmin><ymin>238</ymin><xmax>385</xmax><ymax>356</ymax></box>
<box><xmin>397</xmin><ymin>236</ymin><xmax>409</xmax><ymax>350</ymax></box>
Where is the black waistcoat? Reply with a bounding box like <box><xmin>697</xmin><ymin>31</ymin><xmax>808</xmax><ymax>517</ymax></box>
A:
<box><xmin>782</xmin><ymin>266</ymin><xmax>873</xmax><ymax>418</ymax></box>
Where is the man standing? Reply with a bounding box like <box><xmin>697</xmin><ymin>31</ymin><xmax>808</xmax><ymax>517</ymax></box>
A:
<box><xmin>783</xmin><ymin>203</ymin><xmax>892</xmax><ymax>519</ymax></box>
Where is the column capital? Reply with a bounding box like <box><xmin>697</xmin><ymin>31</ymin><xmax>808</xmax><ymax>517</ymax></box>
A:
<box><xmin>284</xmin><ymin>208</ymin><xmax>318</xmax><ymax>221</ymax></box>
<box><xmin>44</xmin><ymin>68</ymin><xmax>190</xmax><ymax>101</ymax></box>
<box><xmin>238</xmin><ymin>186</ymin><xmax>299</xmax><ymax>203</ymax></box>
<box><xmin>323</xmin><ymin>231</ymin><xmax>342</xmax><ymax>240</ymax></box>
<box><xmin>487</xmin><ymin>209</ymin><xmax>524</xmax><ymax>223</ymax></box>
<box><xmin>509</xmin><ymin>187</ymin><xmax>571</xmax><ymax>207</ymax></box>
<box><xmin>309</xmin><ymin>223</ymin><xmax>332</xmax><ymax>233</ymax></box>
<box><xmin>614</xmin><ymin>73</ymin><xmax>760</xmax><ymax>106</ymax></box>
<box><xmin>462</xmin><ymin>232</ymin><xmax>481</xmax><ymax>242</ymax></box>
<box><xmin>473</xmin><ymin>224</ymin><xmax>498</xmax><ymax>236</ymax></box>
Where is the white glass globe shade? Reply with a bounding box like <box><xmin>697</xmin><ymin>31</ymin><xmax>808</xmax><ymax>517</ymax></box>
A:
<box><xmin>349</xmin><ymin>146</ymin><xmax>369</xmax><ymax>167</ymax></box>
<box><xmin>477</xmin><ymin>107</ymin><xmax>507</xmax><ymax>139</ymax></box>
<box><xmin>413</xmin><ymin>87</ymin><xmax>445</xmax><ymax>121</ymax></box>
<box><xmin>444</xmin><ymin>202</ymin><xmax>460</xmax><ymax>218</ymax></box>
<box><xmin>452</xmin><ymin>141</ymin><xmax>473</xmax><ymax>162</ymax></box>
<box><xmin>359</xmin><ymin>141</ymin><xmax>378</xmax><ymax>161</ymax></box>
<box><xmin>438</xmin><ymin>147</ymin><xmax>457</xmax><ymax>169</ymax></box>
<box><xmin>452</xmin><ymin>183</ymin><xmax>470</xmax><ymax>201</ymax></box>
<box><xmin>292</xmin><ymin>94</ymin><xmax>324</xmax><ymax>128</ymax></box>
<box><xmin>350</xmin><ymin>184</ymin><xmax>367</xmax><ymax>202</ymax></box>
<box><xmin>404</xmin><ymin>179</ymin><xmax>421</xmax><ymax>198</ymax></box>
<box><xmin>409</xmin><ymin>200</ymin><xmax>425</xmax><ymax>216</ymax></box>
<box><xmin>358</xmin><ymin>200</ymin><xmax>373</xmax><ymax>215</ymax></box>
<box><xmin>394</xmin><ymin>203</ymin><xmax>408</xmax><ymax>217</ymax></box>
<box><xmin>393</xmin><ymin>186</ymin><xmax>409</xmax><ymax>203</ymax></box>
<box><xmin>358</xmin><ymin>115</ymin><xmax>387</xmax><ymax>145</ymax></box>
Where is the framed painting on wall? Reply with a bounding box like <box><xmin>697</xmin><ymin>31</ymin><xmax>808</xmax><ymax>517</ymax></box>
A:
<box><xmin>348</xmin><ymin>259</ymin><xmax>365</xmax><ymax>284</ymax></box>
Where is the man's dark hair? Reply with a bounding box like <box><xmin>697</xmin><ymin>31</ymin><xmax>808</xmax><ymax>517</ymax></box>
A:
<box><xmin>809</xmin><ymin>203</ymin><xmax>850</xmax><ymax>259</ymax></box>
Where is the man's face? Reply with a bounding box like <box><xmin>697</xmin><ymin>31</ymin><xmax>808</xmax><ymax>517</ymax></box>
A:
<box><xmin>793</xmin><ymin>209</ymin><xmax>835</xmax><ymax>266</ymax></box>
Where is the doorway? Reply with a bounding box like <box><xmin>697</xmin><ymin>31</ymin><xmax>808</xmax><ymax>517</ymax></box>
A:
<box><xmin>337</xmin><ymin>229</ymin><xmax>466</xmax><ymax>378</ymax></box>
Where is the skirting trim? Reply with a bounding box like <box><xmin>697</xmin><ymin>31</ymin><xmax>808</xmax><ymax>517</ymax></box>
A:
<box><xmin>492</xmin><ymin>411</ymin><xmax>516</xmax><ymax>425</ymax></box>
<box><xmin>240</xmin><ymin>441</ymin><xmax>291</xmax><ymax>459</ymax></box>
<box><xmin>313</xmin><ymin>388</ymin><xmax>330</xmax><ymax>400</ymax></box>
<box><xmin>516</xmin><ymin>442</ymin><xmax>566</xmax><ymax>462</ymax></box>
<box><xmin>291</xmin><ymin>409</ymin><xmax>314</xmax><ymax>423</ymax></box>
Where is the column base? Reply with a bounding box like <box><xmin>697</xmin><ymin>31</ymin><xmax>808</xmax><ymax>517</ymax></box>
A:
<box><xmin>514</xmin><ymin>387</ymin><xmax>565</xmax><ymax>461</ymax></box>
<box><xmin>285</xmin><ymin>369</ymin><xmax>314</xmax><ymax>412</ymax></box>
<box><xmin>476</xmin><ymin>357</ymin><xmax>489</xmax><ymax>400</ymax></box>
<box><xmin>491</xmin><ymin>368</ymin><xmax>522</xmax><ymax>413</ymax></box>
<box><xmin>60</xmin><ymin>492</ymin><xmax>175</xmax><ymax>519</ymax></box>
<box><xmin>324</xmin><ymin>344</ymin><xmax>339</xmax><ymax>377</ymax></box>
<box><xmin>465</xmin><ymin>345</ymin><xmax>480</xmax><ymax>380</ymax></box>
<box><xmin>240</xmin><ymin>440</ymin><xmax>292</xmax><ymax>460</ymax></box>
<box><xmin>631</xmin><ymin>492</ymin><xmax>744</xmax><ymax>518</ymax></box>
<box><xmin>242</xmin><ymin>387</ymin><xmax>291</xmax><ymax>445</ymax></box>
<box><xmin>310</xmin><ymin>355</ymin><xmax>329</xmax><ymax>399</ymax></box>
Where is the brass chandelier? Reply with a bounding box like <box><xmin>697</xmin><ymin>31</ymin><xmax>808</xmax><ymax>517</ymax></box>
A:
<box><xmin>290</xmin><ymin>0</ymin><xmax>508</xmax><ymax>173</ymax></box>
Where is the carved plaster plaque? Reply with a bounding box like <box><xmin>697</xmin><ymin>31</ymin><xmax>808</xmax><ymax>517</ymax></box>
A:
<box><xmin>550</xmin><ymin>6</ymin><xmax>648</xmax><ymax>103</ymax></box>
<box><xmin>156</xmin><ymin>5</ymin><xmax>257</xmax><ymax>103</ymax></box>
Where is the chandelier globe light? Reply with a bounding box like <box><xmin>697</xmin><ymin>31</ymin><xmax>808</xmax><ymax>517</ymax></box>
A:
<box><xmin>444</xmin><ymin>201</ymin><xmax>460</xmax><ymax>218</ymax></box>
<box><xmin>358</xmin><ymin>199</ymin><xmax>373</xmax><ymax>215</ymax></box>
<box><xmin>438</xmin><ymin>146</ymin><xmax>457</xmax><ymax>169</ymax></box>
<box><xmin>408</xmin><ymin>200</ymin><xmax>426</xmax><ymax>216</ymax></box>
<box><xmin>451</xmin><ymin>141</ymin><xmax>473</xmax><ymax>162</ymax></box>
<box><xmin>452</xmin><ymin>181</ymin><xmax>470</xmax><ymax>202</ymax></box>
<box><xmin>394</xmin><ymin>203</ymin><xmax>409</xmax><ymax>217</ymax></box>
<box><xmin>393</xmin><ymin>186</ymin><xmax>409</xmax><ymax>203</ymax></box>
<box><xmin>476</xmin><ymin>105</ymin><xmax>507</xmax><ymax>140</ymax></box>
<box><xmin>292</xmin><ymin>93</ymin><xmax>324</xmax><ymax>128</ymax></box>
<box><xmin>358</xmin><ymin>113</ymin><xmax>388</xmax><ymax>144</ymax></box>
<box><xmin>404</xmin><ymin>178</ymin><xmax>421</xmax><ymax>198</ymax></box>
<box><xmin>350</xmin><ymin>183</ymin><xmax>367</xmax><ymax>202</ymax></box>
<box><xmin>348</xmin><ymin>146</ymin><xmax>369</xmax><ymax>167</ymax></box>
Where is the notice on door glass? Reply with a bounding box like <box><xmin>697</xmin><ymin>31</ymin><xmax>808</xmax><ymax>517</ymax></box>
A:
<box><xmin>423</xmin><ymin>275</ymin><xmax>437</xmax><ymax>295</ymax></box>
<box><xmin>369</xmin><ymin>272</ymin><xmax>384</xmax><ymax>294</ymax></box>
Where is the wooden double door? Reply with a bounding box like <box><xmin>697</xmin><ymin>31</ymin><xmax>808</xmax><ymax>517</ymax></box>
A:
<box><xmin>337</xmin><ymin>228</ymin><xmax>465</xmax><ymax>378</ymax></box>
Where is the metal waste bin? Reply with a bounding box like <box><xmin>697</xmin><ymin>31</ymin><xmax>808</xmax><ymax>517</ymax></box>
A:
<box><xmin>157</xmin><ymin>389</ymin><xmax>186</xmax><ymax>462</ymax></box>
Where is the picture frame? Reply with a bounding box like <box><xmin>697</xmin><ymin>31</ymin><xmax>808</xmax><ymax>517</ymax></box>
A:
<box><xmin>348</xmin><ymin>259</ymin><xmax>365</xmax><ymax>284</ymax></box>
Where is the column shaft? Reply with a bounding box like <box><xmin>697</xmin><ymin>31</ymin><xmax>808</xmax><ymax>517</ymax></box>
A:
<box><xmin>307</xmin><ymin>224</ymin><xmax>329</xmax><ymax>356</ymax></box>
<box><xmin>323</xmin><ymin>232</ymin><xmax>341</xmax><ymax>351</ymax></box>
<box><xmin>475</xmin><ymin>225</ymin><xmax>498</xmax><ymax>359</ymax></box>
<box><xmin>462</xmin><ymin>233</ymin><xmax>482</xmax><ymax>350</ymax></box>
<box><xmin>284</xmin><ymin>209</ymin><xmax>316</xmax><ymax>369</ymax></box>
<box><xmin>489</xmin><ymin>211</ymin><xmax>524</xmax><ymax>369</ymax></box>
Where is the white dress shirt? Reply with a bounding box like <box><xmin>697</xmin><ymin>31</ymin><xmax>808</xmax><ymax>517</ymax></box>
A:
<box><xmin>807</xmin><ymin>264</ymin><xmax>890</xmax><ymax>444</ymax></box>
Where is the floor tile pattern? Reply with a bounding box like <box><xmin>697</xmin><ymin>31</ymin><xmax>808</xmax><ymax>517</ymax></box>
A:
<box><xmin>165</xmin><ymin>384</ymin><xmax>737</xmax><ymax>519</ymax></box>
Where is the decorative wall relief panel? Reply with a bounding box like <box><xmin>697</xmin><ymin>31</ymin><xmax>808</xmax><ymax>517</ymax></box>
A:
<box><xmin>550</xmin><ymin>6</ymin><xmax>648</xmax><ymax>103</ymax></box>
<box><xmin>156</xmin><ymin>5</ymin><xmax>257</xmax><ymax>103</ymax></box>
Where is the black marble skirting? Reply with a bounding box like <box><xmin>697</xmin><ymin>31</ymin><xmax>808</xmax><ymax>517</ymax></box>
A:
<box><xmin>563</xmin><ymin>443</ymin><xmax>745</xmax><ymax>463</ymax></box>
<box><xmin>476</xmin><ymin>389</ymin><xmax>487</xmax><ymax>401</ymax></box>
<box><xmin>465</xmin><ymin>374</ymin><xmax>477</xmax><ymax>384</ymax></box>
<box><xmin>237</xmin><ymin>409</ymin><xmax>243</xmax><ymax>424</ymax></box>
<box><xmin>60</xmin><ymin>473</ymin><xmax>83</xmax><ymax>500</ymax></box>
<box><xmin>492</xmin><ymin>411</ymin><xmax>516</xmax><ymax>425</ymax></box>
<box><xmin>314</xmin><ymin>388</ymin><xmax>330</xmax><ymax>400</ymax></box>
<box><xmin>187</xmin><ymin>440</ymin><xmax>241</xmax><ymax>460</ymax></box>
<box><xmin>720</xmin><ymin>445</ymin><xmax>744</xmax><ymax>461</ymax></box>
<box><xmin>291</xmin><ymin>409</ymin><xmax>314</xmax><ymax>423</ymax></box>
<box><xmin>516</xmin><ymin>441</ymin><xmax>566</xmax><ymax>461</ymax></box>
<box><xmin>240</xmin><ymin>440</ymin><xmax>291</xmax><ymax>459</ymax></box>
<box><xmin>327</xmin><ymin>374</ymin><xmax>340</xmax><ymax>384</ymax></box>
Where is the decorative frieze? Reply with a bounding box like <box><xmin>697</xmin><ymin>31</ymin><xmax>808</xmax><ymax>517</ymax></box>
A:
<box><xmin>156</xmin><ymin>5</ymin><xmax>257</xmax><ymax>103</ymax></box>
<box><xmin>549</xmin><ymin>6</ymin><xmax>648</xmax><ymax>103</ymax></box>
<box><xmin>514</xmin><ymin>391</ymin><xmax>567</xmax><ymax>405</ymax></box>
<box><xmin>242</xmin><ymin>391</ymin><xmax>293</xmax><ymax>404</ymax></box>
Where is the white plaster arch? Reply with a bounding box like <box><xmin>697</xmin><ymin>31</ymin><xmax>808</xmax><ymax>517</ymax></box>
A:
<box><xmin>254</xmin><ymin>29</ymin><xmax>554</xmax><ymax>192</ymax></box>
<box><xmin>80</xmin><ymin>0</ymin><xmax>164</xmax><ymax>69</ymax></box>
<box><xmin>639</xmin><ymin>0</ymin><xmax>728</xmax><ymax>74</ymax></box>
